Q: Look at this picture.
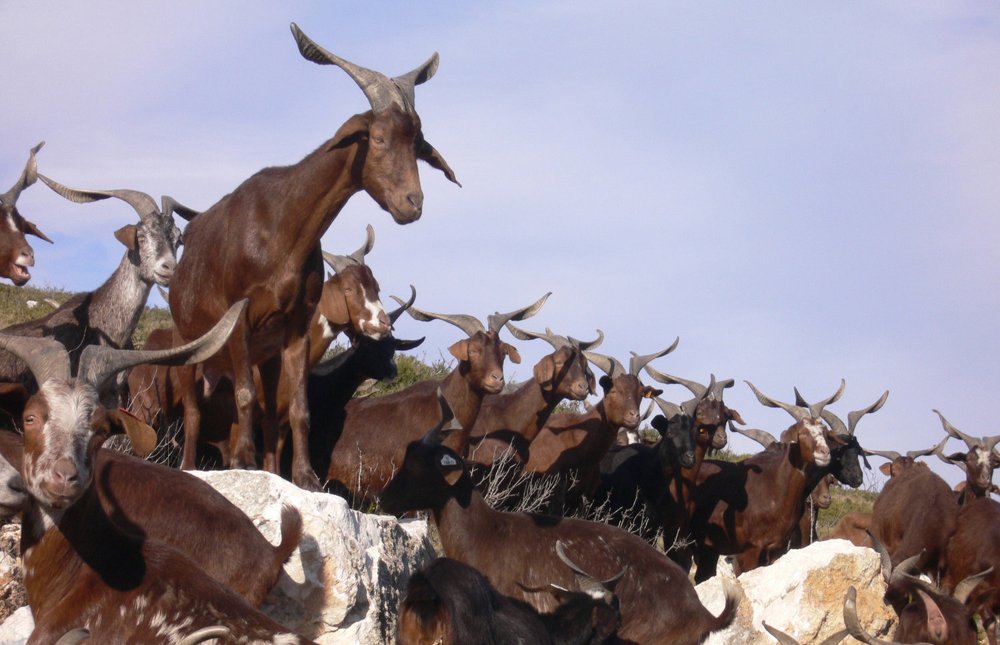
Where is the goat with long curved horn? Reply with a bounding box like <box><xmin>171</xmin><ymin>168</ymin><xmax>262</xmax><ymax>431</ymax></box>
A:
<box><xmin>0</xmin><ymin>142</ymin><xmax>45</xmax><ymax>209</ymax></box>
<box><xmin>323</xmin><ymin>224</ymin><xmax>375</xmax><ymax>273</ymax></box>
<box><xmin>0</xmin><ymin>142</ymin><xmax>52</xmax><ymax>286</ymax></box>
<box><xmin>933</xmin><ymin>409</ymin><xmax>1000</xmax><ymax>504</ymax></box>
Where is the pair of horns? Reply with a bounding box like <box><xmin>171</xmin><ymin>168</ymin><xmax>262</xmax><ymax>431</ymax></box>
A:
<box><xmin>746</xmin><ymin>380</ymin><xmax>845</xmax><ymax>423</ymax></box>
<box><xmin>504</xmin><ymin>322</ymin><xmax>603</xmax><ymax>352</ymax></box>
<box><xmin>864</xmin><ymin>435</ymin><xmax>948</xmax><ymax>464</ymax></box>
<box><xmin>323</xmin><ymin>224</ymin><xmax>375</xmax><ymax>274</ymax></box>
<box><xmin>38</xmin><ymin>174</ymin><xmax>198</xmax><ymax>223</ymax></box>
<box><xmin>420</xmin><ymin>388</ymin><xmax>463</xmax><ymax>447</ymax></box>
<box><xmin>584</xmin><ymin>337</ymin><xmax>679</xmax><ymax>380</ymax></box>
<box><xmin>394</xmin><ymin>293</ymin><xmax>550</xmax><ymax>338</ymax></box>
<box><xmin>816</xmin><ymin>391</ymin><xmax>889</xmax><ymax>437</ymax></box>
<box><xmin>934</xmin><ymin>409</ymin><xmax>1000</xmax><ymax>454</ymax></box>
<box><xmin>1</xmin><ymin>142</ymin><xmax>44</xmax><ymax>208</ymax></box>
<box><xmin>518</xmin><ymin>540</ymin><xmax>625</xmax><ymax>606</ymax></box>
<box><xmin>652</xmin><ymin>374</ymin><xmax>717</xmax><ymax>420</ymax></box>
<box><xmin>291</xmin><ymin>23</ymin><xmax>438</xmax><ymax>115</ymax></box>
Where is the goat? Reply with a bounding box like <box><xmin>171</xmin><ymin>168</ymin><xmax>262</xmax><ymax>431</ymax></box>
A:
<box><xmin>863</xmin><ymin>436</ymin><xmax>949</xmax><ymax>479</ymax></box>
<box><xmin>868</xmin><ymin>442</ymin><xmax>960</xmax><ymax>576</ymax></box>
<box><xmin>522</xmin><ymin>344</ymin><xmax>675</xmax><ymax>511</ymax></box>
<box><xmin>592</xmin><ymin>381</ymin><xmax>711</xmax><ymax>549</ymax></box>
<box><xmin>943</xmin><ymin>497</ymin><xmax>1000</xmax><ymax>645</ymax></box>
<box><xmin>932</xmin><ymin>409</ymin><xmax>1000</xmax><ymax>506</ymax></box>
<box><xmin>824</xmin><ymin>511</ymin><xmax>872</xmax><ymax>547</ymax></box>
<box><xmin>380</xmin><ymin>397</ymin><xmax>741</xmax><ymax>645</ymax></box>
<box><xmin>398</xmin><ymin>544</ymin><xmax>622</xmax><ymax>645</ymax></box>
<box><xmin>465</xmin><ymin>324</ymin><xmax>601</xmax><ymax>467</ymax></box>
<box><xmin>0</xmin><ymin>429</ymin><xmax>300</xmax><ymax>608</ymax></box>
<box><xmin>0</xmin><ymin>302</ymin><xmax>326</xmax><ymax>644</ymax></box>
<box><xmin>689</xmin><ymin>380</ymin><xmax>843</xmax><ymax>581</ymax></box>
<box><xmin>810</xmin><ymin>390</ymin><xmax>889</xmax><ymax>488</ymax></box>
<box><xmin>0</xmin><ymin>143</ymin><xmax>51</xmax><ymax>286</ymax></box>
<box><xmin>0</xmin><ymin>175</ymin><xmax>189</xmax><ymax>401</ymax></box>
<box><xmin>168</xmin><ymin>23</ymin><xmax>459</xmax><ymax>494</ymax></box>
<box><xmin>324</xmin><ymin>295</ymin><xmax>547</xmax><ymax>501</ymax></box>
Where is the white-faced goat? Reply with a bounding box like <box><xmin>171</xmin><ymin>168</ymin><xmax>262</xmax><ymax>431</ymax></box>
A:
<box><xmin>932</xmin><ymin>409</ymin><xmax>1000</xmax><ymax>506</ymax></box>
<box><xmin>380</xmin><ymin>391</ymin><xmax>741</xmax><ymax>645</ymax></box>
<box><xmin>0</xmin><ymin>302</ymin><xmax>320</xmax><ymax>644</ymax></box>
<box><xmin>0</xmin><ymin>175</ymin><xmax>191</xmax><ymax>400</ymax></box>
<box><xmin>167</xmin><ymin>23</ymin><xmax>459</xmax><ymax>495</ymax></box>
<box><xmin>0</xmin><ymin>143</ymin><xmax>51</xmax><ymax>286</ymax></box>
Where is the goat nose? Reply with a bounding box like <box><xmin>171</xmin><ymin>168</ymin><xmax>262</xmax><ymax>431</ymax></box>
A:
<box><xmin>19</xmin><ymin>248</ymin><xmax>34</xmax><ymax>266</ymax></box>
<box><xmin>406</xmin><ymin>192</ymin><xmax>423</xmax><ymax>212</ymax></box>
<box><xmin>52</xmin><ymin>459</ymin><xmax>79</xmax><ymax>485</ymax></box>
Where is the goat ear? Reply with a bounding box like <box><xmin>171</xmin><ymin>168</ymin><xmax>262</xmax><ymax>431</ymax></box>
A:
<box><xmin>599</xmin><ymin>375</ymin><xmax>614</xmax><ymax>394</ymax></box>
<box><xmin>114</xmin><ymin>224</ymin><xmax>138</xmax><ymax>251</ymax></box>
<box><xmin>945</xmin><ymin>452</ymin><xmax>967</xmax><ymax>464</ymax></box>
<box><xmin>586</xmin><ymin>369</ymin><xmax>597</xmax><ymax>396</ymax></box>
<box><xmin>533</xmin><ymin>355</ymin><xmax>556</xmax><ymax>392</ymax></box>
<box><xmin>434</xmin><ymin>449</ymin><xmax>464</xmax><ymax>486</ymax></box>
<box><xmin>728</xmin><ymin>408</ymin><xmax>746</xmax><ymax>425</ymax></box>
<box><xmin>106</xmin><ymin>408</ymin><xmax>157</xmax><ymax>458</ymax></box>
<box><xmin>22</xmin><ymin>219</ymin><xmax>53</xmax><ymax>244</ymax></box>
<box><xmin>317</xmin><ymin>278</ymin><xmax>351</xmax><ymax>327</ymax></box>
<box><xmin>503</xmin><ymin>342</ymin><xmax>521</xmax><ymax>365</ymax></box>
<box><xmin>641</xmin><ymin>386</ymin><xmax>663</xmax><ymax>399</ymax></box>
<box><xmin>0</xmin><ymin>384</ymin><xmax>29</xmax><ymax>425</ymax></box>
<box><xmin>326</xmin><ymin>113</ymin><xmax>370</xmax><ymax>151</ymax></box>
<box><xmin>418</xmin><ymin>139</ymin><xmax>461</xmax><ymax>187</ymax></box>
<box><xmin>879</xmin><ymin>463</ymin><xmax>892</xmax><ymax>476</ymax></box>
<box><xmin>448</xmin><ymin>339</ymin><xmax>470</xmax><ymax>362</ymax></box>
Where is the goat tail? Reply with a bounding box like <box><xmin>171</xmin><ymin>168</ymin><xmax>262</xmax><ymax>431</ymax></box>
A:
<box><xmin>702</xmin><ymin>578</ymin><xmax>742</xmax><ymax>640</ymax></box>
<box><xmin>274</xmin><ymin>504</ymin><xmax>304</xmax><ymax>569</ymax></box>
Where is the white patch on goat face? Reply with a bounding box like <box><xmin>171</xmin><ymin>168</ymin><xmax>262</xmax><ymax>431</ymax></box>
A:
<box><xmin>24</xmin><ymin>381</ymin><xmax>98</xmax><ymax>508</ymax></box>
<box><xmin>7</xmin><ymin>213</ymin><xmax>18</xmax><ymax>233</ymax></box>
<box><xmin>360</xmin><ymin>284</ymin><xmax>388</xmax><ymax>340</ymax></box>
<box><xmin>803</xmin><ymin>418</ymin><xmax>831</xmax><ymax>467</ymax></box>
<box><xmin>137</xmin><ymin>217</ymin><xmax>178</xmax><ymax>287</ymax></box>
<box><xmin>317</xmin><ymin>314</ymin><xmax>336</xmax><ymax>341</ymax></box>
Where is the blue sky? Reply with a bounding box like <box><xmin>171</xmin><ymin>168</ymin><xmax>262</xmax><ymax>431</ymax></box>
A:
<box><xmin>2</xmin><ymin>2</ymin><xmax>998</xmax><ymax>488</ymax></box>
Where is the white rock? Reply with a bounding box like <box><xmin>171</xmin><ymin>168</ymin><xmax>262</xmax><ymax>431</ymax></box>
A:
<box><xmin>0</xmin><ymin>606</ymin><xmax>31</xmax><ymax>645</ymax></box>
<box><xmin>190</xmin><ymin>470</ymin><xmax>435</xmax><ymax>645</ymax></box>
<box><xmin>696</xmin><ymin>539</ymin><xmax>896</xmax><ymax>645</ymax></box>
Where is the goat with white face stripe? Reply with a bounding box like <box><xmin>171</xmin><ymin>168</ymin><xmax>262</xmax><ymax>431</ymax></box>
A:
<box><xmin>0</xmin><ymin>143</ymin><xmax>52</xmax><ymax>286</ymax></box>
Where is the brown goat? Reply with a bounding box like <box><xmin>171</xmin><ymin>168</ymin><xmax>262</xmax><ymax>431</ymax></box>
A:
<box><xmin>689</xmin><ymin>380</ymin><xmax>842</xmax><ymax>581</ymax></box>
<box><xmin>0</xmin><ymin>430</ymin><xmax>300</xmax><ymax>608</ymax></box>
<box><xmin>943</xmin><ymin>497</ymin><xmax>1000</xmax><ymax>645</ymax></box>
<box><xmin>168</xmin><ymin>23</ymin><xmax>459</xmax><ymax>492</ymax></box>
<box><xmin>465</xmin><ymin>324</ymin><xmax>602</xmax><ymax>466</ymax></box>
<box><xmin>380</xmin><ymin>405</ymin><xmax>741</xmax><ymax>645</ymax></box>
<box><xmin>825</xmin><ymin>512</ymin><xmax>872</xmax><ymax>547</ymax></box>
<box><xmin>325</xmin><ymin>296</ymin><xmax>547</xmax><ymax>501</ymax></box>
<box><xmin>0</xmin><ymin>303</ymin><xmax>323</xmax><ymax>644</ymax></box>
<box><xmin>522</xmin><ymin>345</ymin><xmax>674</xmax><ymax>509</ymax></box>
<box><xmin>0</xmin><ymin>143</ymin><xmax>51</xmax><ymax>286</ymax></box>
<box><xmin>933</xmin><ymin>409</ymin><xmax>1000</xmax><ymax>506</ymax></box>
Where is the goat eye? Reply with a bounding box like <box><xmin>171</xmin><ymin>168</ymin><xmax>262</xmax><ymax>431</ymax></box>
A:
<box><xmin>24</xmin><ymin>415</ymin><xmax>35</xmax><ymax>424</ymax></box>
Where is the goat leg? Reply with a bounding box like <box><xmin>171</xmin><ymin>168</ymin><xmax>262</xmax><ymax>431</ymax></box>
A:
<box><xmin>228</xmin><ymin>327</ymin><xmax>259</xmax><ymax>471</ymax></box>
<box><xmin>257</xmin><ymin>356</ymin><xmax>282</xmax><ymax>475</ymax></box>
<box><xmin>281</xmin><ymin>332</ymin><xmax>321</xmax><ymax>492</ymax></box>
<box><xmin>176</xmin><ymin>362</ymin><xmax>201</xmax><ymax>471</ymax></box>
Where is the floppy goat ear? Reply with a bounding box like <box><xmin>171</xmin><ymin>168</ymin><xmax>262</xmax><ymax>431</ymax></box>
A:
<box><xmin>114</xmin><ymin>225</ymin><xmax>139</xmax><ymax>251</ymax></box>
<box><xmin>533</xmin><ymin>355</ymin><xmax>556</xmax><ymax>391</ymax></box>
<box><xmin>417</xmin><ymin>139</ymin><xmax>461</xmax><ymax>186</ymax></box>
<box><xmin>106</xmin><ymin>408</ymin><xmax>157</xmax><ymax>458</ymax></box>
<box><xmin>327</xmin><ymin>113</ymin><xmax>370</xmax><ymax>151</ymax></box>
<box><xmin>317</xmin><ymin>277</ymin><xmax>351</xmax><ymax>327</ymax></box>
<box><xmin>0</xmin><ymin>384</ymin><xmax>29</xmax><ymax>426</ymax></box>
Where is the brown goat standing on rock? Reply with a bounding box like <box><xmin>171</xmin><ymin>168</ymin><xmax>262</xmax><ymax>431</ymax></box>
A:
<box><xmin>168</xmin><ymin>23</ymin><xmax>459</xmax><ymax>491</ymax></box>
<box><xmin>0</xmin><ymin>142</ymin><xmax>51</xmax><ymax>286</ymax></box>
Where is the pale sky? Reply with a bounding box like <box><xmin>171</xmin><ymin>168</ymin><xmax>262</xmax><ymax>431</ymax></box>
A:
<box><xmin>2</xmin><ymin>2</ymin><xmax>999</xmax><ymax>489</ymax></box>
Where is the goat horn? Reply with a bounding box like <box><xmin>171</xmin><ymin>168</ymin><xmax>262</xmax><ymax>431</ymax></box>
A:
<box><xmin>744</xmin><ymin>381</ymin><xmax>808</xmax><ymax>423</ymax></box>
<box><xmin>652</xmin><ymin>395</ymin><xmax>683</xmax><ymax>421</ymax></box>
<box><xmin>843</xmin><ymin>586</ymin><xmax>912</xmax><ymax>645</ymax></box>
<box><xmin>733</xmin><ymin>423</ymin><xmax>778</xmax><ymax>449</ymax></box>
<box><xmin>583</xmin><ymin>351</ymin><xmax>626</xmax><ymax>380</ymax></box>
<box><xmin>392</xmin><ymin>297</ymin><xmax>485</xmax><ymax>337</ymax></box>
<box><xmin>795</xmin><ymin>380</ymin><xmax>845</xmax><ymax>419</ymax></box>
<box><xmin>933</xmin><ymin>409</ymin><xmax>979</xmax><ymax>451</ymax></box>
<box><xmin>711</xmin><ymin>378</ymin><xmax>735</xmax><ymax>400</ymax></box>
<box><xmin>865</xmin><ymin>529</ymin><xmax>893</xmax><ymax>584</ymax></box>
<box><xmin>821</xmin><ymin>409</ymin><xmax>849</xmax><ymax>438</ymax></box>
<box><xmin>157</xmin><ymin>285</ymin><xmax>170</xmax><ymax>303</ymax></box>
<box><xmin>906</xmin><ymin>435</ymin><xmax>949</xmax><ymax>460</ymax></box>
<box><xmin>1</xmin><ymin>142</ymin><xmax>43</xmax><ymax>207</ymax></box>
<box><xmin>845</xmin><ymin>391</ymin><xmax>889</xmax><ymax>435</ymax></box>
<box><xmin>628</xmin><ymin>338</ymin><xmax>679</xmax><ymax>377</ymax></box>
<box><xmin>643</xmin><ymin>367</ymin><xmax>707</xmax><ymax>398</ymax></box>
<box><xmin>504</xmin><ymin>323</ymin><xmax>567</xmax><ymax>350</ymax></box>
<box><xmin>487</xmin><ymin>293</ymin><xmax>550</xmax><ymax>334</ymax></box>
<box><xmin>323</xmin><ymin>224</ymin><xmax>375</xmax><ymax>273</ymax></box>
<box><xmin>78</xmin><ymin>299</ymin><xmax>247</xmax><ymax>391</ymax></box>
<box><xmin>420</xmin><ymin>387</ymin><xmax>462</xmax><ymax>446</ymax></box>
<box><xmin>388</xmin><ymin>286</ymin><xmax>416</xmax><ymax>325</ymax></box>
<box><xmin>0</xmin><ymin>335</ymin><xmax>71</xmax><ymax>387</ymax></box>
<box><xmin>289</xmin><ymin>23</ymin><xmax>434</xmax><ymax>114</ymax></box>
<box><xmin>178</xmin><ymin>626</ymin><xmax>232</xmax><ymax>645</ymax></box>
<box><xmin>161</xmin><ymin>195</ymin><xmax>199</xmax><ymax>222</ymax></box>
<box><xmin>681</xmin><ymin>374</ymin><xmax>715</xmax><ymax>417</ymax></box>
<box><xmin>640</xmin><ymin>399</ymin><xmax>654</xmax><ymax>423</ymax></box>
<box><xmin>934</xmin><ymin>448</ymin><xmax>967</xmax><ymax>472</ymax></box>
<box><xmin>567</xmin><ymin>329</ymin><xmax>603</xmax><ymax>351</ymax></box>
<box><xmin>953</xmin><ymin>567</ymin><xmax>993</xmax><ymax>604</ymax></box>
<box><xmin>863</xmin><ymin>448</ymin><xmax>902</xmax><ymax>462</ymax></box>
<box><xmin>554</xmin><ymin>540</ymin><xmax>626</xmax><ymax>597</ymax></box>
<box><xmin>52</xmin><ymin>628</ymin><xmax>90</xmax><ymax>645</ymax></box>
<box><xmin>38</xmin><ymin>174</ymin><xmax>160</xmax><ymax>220</ymax></box>
<box><xmin>761</xmin><ymin>622</ymin><xmax>802</xmax><ymax>645</ymax></box>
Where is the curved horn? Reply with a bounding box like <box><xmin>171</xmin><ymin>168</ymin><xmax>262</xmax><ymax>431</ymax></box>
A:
<box><xmin>583</xmin><ymin>351</ymin><xmax>627</xmax><ymax>380</ymax></box>
<box><xmin>863</xmin><ymin>448</ymin><xmax>902</xmax><ymax>462</ymax></box>
<box><xmin>289</xmin><ymin>22</ymin><xmax>430</xmax><ymax>114</ymax></box>
<box><xmin>323</xmin><ymin>224</ymin><xmax>375</xmax><ymax>273</ymax></box>
<box><xmin>933</xmin><ymin>409</ymin><xmax>979</xmax><ymax>451</ymax></box>
<box><xmin>0</xmin><ymin>335</ymin><xmax>71</xmax><ymax>387</ymax></box>
<box><xmin>504</xmin><ymin>323</ymin><xmax>567</xmax><ymax>350</ymax></box>
<box><xmin>487</xmin><ymin>292</ymin><xmax>550</xmax><ymax>334</ymax></box>
<box><xmin>711</xmin><ymin>378</ymin><xmax>735</xmax><ymax>400</ymax></box>
<box><xmin>845</xmin><ymin>391</ymin><xmax>889</xmax><ymax>435</ymax></box>
<box><xmin>639</xmin><ymin>399</ymin><xmax>654</xmax><ymax>424</ymax></box>
<box><xmin>628</xmin><ymin>338</ymin><xmax>679</xmax><ymax>376</ymax></box>
<box><xmin>733</xmin><ymin>423</ymin><xmax>778</xmax><ymax>449</ymax></box>
<box><xmin>555</xmin><ymin>540</ymin><xmax>626</xmax><ymax>596</ymax></box>
<box><xmin>388</xmin><ymin>286</ymin><xmax>416</xmax><ymax>325</ymax></box>
<box><xmin>53</xmin><ymin>628</ymin><xmax>90</xmax><ymax>645</ymax></box>
<box><xmin>38</xmin><ymin>174</ymin><xmax>159</xmax><ymax>220</ymax></box>
<box><xmin>906</xmin><ymin>435</ymin><xmax>950</xmax><ymax>461</ymax></box>
<box><xmin>420</xmin><ymin>388</ymin><xmax>462</xmax><ymax>446</ymax></box>
<box><xmin>953</xmin><ymin>567</ymin><xmax>993</xmax><ymax>604</ymax></box>
<box><xmin>1</xmin><ymin>142</ymin><xmax>44</xmax><ymax>207</ymax></box>
<box><xmin>643</xmin><ymin>366</ymin><xmax>707</xmax><ymax>398</ymax></box>
<box><xmin>795</xmin><ymin>380</ymin><xmax>845</xmax><ymax>419</ymax></box>
<box><xmin>843</xmin><ymin>586</ymin><xmax>909</xmax><ymax>645</ymax></box>
<box><xmin>745</xmin><ymin>381</ymin><xmax>808</xmax><ymax>423</ymax></box>
<box><xmin>77</xmin><ymin>299</ymin><xmax>247</xmax><ymax>391</ymax></box>
<box><xmin>392</xmin><ymin>297</ymin><xmax>485</xmax><ymax>338</ymax></box>
<box><xmin>567</xmin><ymin>329</ymin><xmax>603</xmax><ymax>352</ymax></box>
<box><xmin>865</xmin><ymin>529</ymin><xmax>894</xmax><ymax>584</ymax></box>
<box><xmin>652</xmin><ymin>395</ymin><xmax>683</xmax><ymax>421</ymax></box>
<box><xmin>820</xmin><ymin>409</ymin><xmax>849</xmax><ymax>438</ymax></box>
<box><xmin>762</xmin><ymin>622</ymin><xmax>804</xmax><ymax>645</ymax></box>
<box><xmin>178</xmin><ymin>627</ymin><xmax>232</xmax><ymax>645</ymax></box>
<box><xmin>680</xmin><ymin>374</ymin><xmax>715</xmax><ymax>417</ymax></box>
<box><xmin>161</xmin><ymin>195</ymin><xmax>199</xmax><ymax>222</ymax></box>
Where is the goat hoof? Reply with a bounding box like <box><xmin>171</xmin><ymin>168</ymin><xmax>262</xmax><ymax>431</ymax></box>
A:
<box><xmin>294</xmin><ymin>470</ymin><xmax>323</xmax><ymax>493</ymax></box>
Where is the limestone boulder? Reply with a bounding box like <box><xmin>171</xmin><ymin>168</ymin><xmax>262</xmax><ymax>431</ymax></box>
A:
<box><xmin>696</xmin><ymin>539</ymin><xmax>897</xmax><ymax>644</ymax></box>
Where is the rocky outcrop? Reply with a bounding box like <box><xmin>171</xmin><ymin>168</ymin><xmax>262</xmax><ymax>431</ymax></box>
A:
<box><xmin>696</xmin><ymin>539</ymin><xmax>897</xmax><ymax>644</ymax></box>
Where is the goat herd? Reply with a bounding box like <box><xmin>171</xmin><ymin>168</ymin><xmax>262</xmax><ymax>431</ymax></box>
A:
<box><xmin>0</xmin><ymin>20</ymin><xmax>996</xmax><ymax>645</ymax></box>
